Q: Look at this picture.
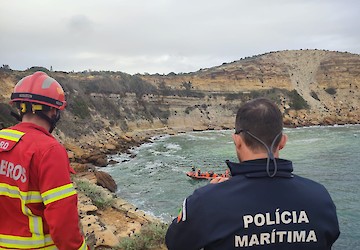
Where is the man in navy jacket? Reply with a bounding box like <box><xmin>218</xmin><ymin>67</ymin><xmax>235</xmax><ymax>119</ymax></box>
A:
<box><xmin>166</xmin><ymin>98</ymin><xmax>340</xmax><ymax>250</ymax></box>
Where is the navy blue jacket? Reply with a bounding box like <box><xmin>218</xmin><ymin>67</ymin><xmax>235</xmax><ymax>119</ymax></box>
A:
<box><xmin>166</xmin><ymin>159</ymin><xmax>340</xmax><ymax>250</ymax></box>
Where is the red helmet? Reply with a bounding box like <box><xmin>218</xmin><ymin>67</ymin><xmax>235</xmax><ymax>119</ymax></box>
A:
<box><xmin>10</xmin><ymin>71</ymin><xmax>66</xmax><ymax>110</ymax></box>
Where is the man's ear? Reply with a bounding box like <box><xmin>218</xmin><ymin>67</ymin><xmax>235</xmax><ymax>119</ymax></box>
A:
<box><xmin>278</xmin><ymin>134</ymin><xmax>288</xmax><ymax>150</ymax></box>
<box><xmin>232</xmin><ymin>133</ymin><xmax>243</xmax><ymax>150</ymax></box>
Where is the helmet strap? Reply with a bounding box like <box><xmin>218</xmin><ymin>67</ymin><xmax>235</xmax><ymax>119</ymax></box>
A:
<box><xmin>10</xmin><ymin>102</ymin><xmax>30</xmax><ymax>121</ymax></box>
<box><xmin>11</xmin><ymin>111</ymin><xmax>22</xmax><ymax>121</ymax></box>
<box><xmin>15</xmin><ymin>102</ymin><xmax>60</xmax><ymax>133</ymax></box>
<box><xmin>36</xmin><ymin>110</ymin><xmax>60</xmax><ymax>133</ymax></box>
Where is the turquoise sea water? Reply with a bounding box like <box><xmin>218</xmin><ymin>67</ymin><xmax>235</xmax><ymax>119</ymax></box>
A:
<box><xmin>104</xmin><ymin>125</ymin><xmax>360</xmax><ymax>249</ymax></box>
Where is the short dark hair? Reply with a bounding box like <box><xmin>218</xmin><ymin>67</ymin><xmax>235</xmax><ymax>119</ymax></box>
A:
<box><xmin>235</xmin><ymin>98</ymin><xmax>283</xmax><ymax>152</ymax></box>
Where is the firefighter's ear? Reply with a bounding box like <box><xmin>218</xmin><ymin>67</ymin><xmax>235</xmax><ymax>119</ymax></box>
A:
<box><xmin>47</xmin><ymin>107</ymin><xmax>57</xmax><ymax>117</ymax></box>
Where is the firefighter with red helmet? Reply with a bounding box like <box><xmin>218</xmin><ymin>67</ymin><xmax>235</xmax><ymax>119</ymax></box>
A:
<box><xmin>0</xmin><ymin>71</ymin><xmax>89</xmax><ymax>249</ymax></box>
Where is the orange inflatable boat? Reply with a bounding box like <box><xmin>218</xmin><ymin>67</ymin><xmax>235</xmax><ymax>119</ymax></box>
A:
<box><xmin>186</xmin><ymin>170</ymin><xmax>229</xmax><ymax>180</ymax></box>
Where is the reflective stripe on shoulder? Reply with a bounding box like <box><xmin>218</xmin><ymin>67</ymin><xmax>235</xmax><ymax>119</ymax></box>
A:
<box><xmin>41</xmin><ymin>183</ymin><xmax>77</xmax><ymax>205</ymax></box>
<box><xmin>0</xmin><ymin>233</ymin><xmax>55</xmax><ymax>249</ymax></box>
<box><xmin>0</xmin><ymin>129</ymin><xmax>25</xmax><ymax>142</ymax></box>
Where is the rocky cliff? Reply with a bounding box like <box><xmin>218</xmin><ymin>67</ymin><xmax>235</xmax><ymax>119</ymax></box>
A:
<box><xmin>2</xmin><ymin>50</ymin><xmax>359</xmax><ymax>144</ymax></box>
<box><xmin>139</xmin><ymin>49</ymin><xmax>360</xmax><ymax>128</ymax></box>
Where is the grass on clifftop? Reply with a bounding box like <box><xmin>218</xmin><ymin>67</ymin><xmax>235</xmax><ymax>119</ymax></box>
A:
<box><xmin>74</xmin><ymin>179</ymin><xmax>114</xmax><ymax>209</ymax></box>
<box><xmin>117</xmin><ymin>222</ymin><xmax>167</xmax><ymax>250</ymax></box>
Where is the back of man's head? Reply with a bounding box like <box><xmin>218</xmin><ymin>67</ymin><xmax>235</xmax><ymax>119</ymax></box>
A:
<box><xmin>235</xmin><ymin>98</ymin><xmax>283</xmax><ymax>152</ymax></box>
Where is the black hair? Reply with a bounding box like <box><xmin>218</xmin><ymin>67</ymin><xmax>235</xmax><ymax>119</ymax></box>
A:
<box><xmin>235</xmin><ymin>98</ymin><xmax>283</xmax><ymax>152</ymax></box>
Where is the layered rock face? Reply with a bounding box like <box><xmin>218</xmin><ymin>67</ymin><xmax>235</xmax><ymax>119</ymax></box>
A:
<box><xmin>140</xmin><ymin>50</ymin><xmax>360</xmax><ymax>128</ymax></box>
<box><xmin>1</xmin><ymin>50</ymin><xmax>359</xmax><ymax>142</ymax></box>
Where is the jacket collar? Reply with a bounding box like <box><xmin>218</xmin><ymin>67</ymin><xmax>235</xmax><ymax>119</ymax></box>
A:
<box><xmin>14</xmin><ymin>122</ymin><xmax>52</xmax><ymax>137</ymax></box>
<box><xmin>226</xmin><ymin>158</ymin><xmax>294</xmax><ymax>178</ymax></box>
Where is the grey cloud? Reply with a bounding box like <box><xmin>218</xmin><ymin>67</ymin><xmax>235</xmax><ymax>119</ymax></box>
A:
<box><xmin>0</xmin><ymin>0</ymin><xmax>359</xmax><ymax>74</ymax></box>
<box><xmin>67</xmin><ymin>15</ymin><xmax>94</xmax><ymax>33</ymax></box>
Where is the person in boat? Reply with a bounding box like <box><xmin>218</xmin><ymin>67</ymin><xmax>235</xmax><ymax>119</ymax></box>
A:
<box><xmin>209</xmin><ymin>171</ymin><xmax>214</xmax><ymax>177</ymax></box>
<box><xmin>219</xmin><ymin>169</ymin><xmax>229</xmax><ymax>178</ymax></box>
<box><xmin>223</xmin><ymin>169</ymin><xmax>230</xmax><ymax>178</ymax></box>
<box><xmin>166</xmin><ymin>98</ymin><xmax>339</xmax><ymax>250</ymax></box>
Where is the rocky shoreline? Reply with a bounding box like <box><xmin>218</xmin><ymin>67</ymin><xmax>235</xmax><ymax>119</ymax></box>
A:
<box><xmin>73</xmin><ymin>172</ymin><xmax>164</xmax><ymax>249</ymax></box>
<box><xmin>65</xmin><ymin>128</ymin><xmax>177</xmax><ymax>249</ymax></box>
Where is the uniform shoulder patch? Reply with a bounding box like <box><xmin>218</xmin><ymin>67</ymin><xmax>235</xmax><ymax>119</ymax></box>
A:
<box><xmin>0</xmin><ymin>129</ymin><xmax>25</xmax><ymax>152</ymax></box>
<box><xmin>177</xmin><ymin>198</ymin><xmax>187</xmax><ymax>223</ymax></box>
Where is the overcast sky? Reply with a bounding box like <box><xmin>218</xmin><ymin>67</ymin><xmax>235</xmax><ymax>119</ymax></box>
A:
<box><xmin>1</xmin><ymin>0</ymin><xmax>359</xmax><ymax>75</ymax></box>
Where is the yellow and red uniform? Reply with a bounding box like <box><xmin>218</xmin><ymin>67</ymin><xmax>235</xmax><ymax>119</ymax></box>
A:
<box><xmin>0</xmin><ymin>123</ymin><xmax>88</xmax><ymax>249</ymax></box>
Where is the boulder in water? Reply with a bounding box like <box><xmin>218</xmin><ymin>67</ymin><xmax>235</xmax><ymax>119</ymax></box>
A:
<box><xmin>94</xmin><ymin>171</ymin><xmax>117</xmax><ymax>193</ymax></box>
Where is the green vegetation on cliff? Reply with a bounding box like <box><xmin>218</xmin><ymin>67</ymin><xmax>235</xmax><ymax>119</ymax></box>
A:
<box><xmin>118</xmin><ymin>223</ymin><xmax>167</xmax><ymax>250</ymax></box>
<box><xmin>0</xmin><ymin>103</ymin><xmax>17</xmax><ymax>128</ymax></box>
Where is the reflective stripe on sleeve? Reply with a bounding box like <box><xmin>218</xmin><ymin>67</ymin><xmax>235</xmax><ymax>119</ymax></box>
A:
<box><xmin>0</xmin><ymin>129</ymin><xmax>25</xmax><ymax>142</ymax></box>
<box><xmin>41</xmin><ymin>183</ymin><xmax>76</xmax><ymax>205</ymax></box>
